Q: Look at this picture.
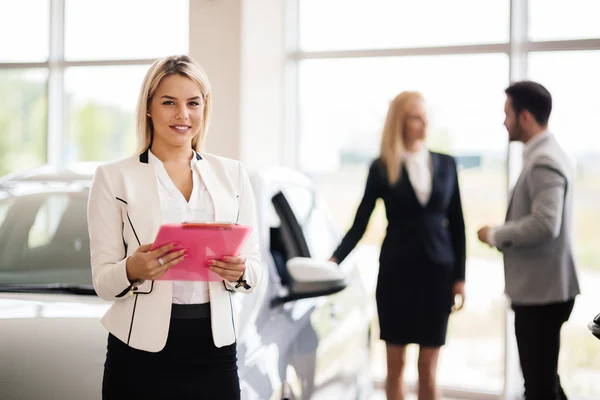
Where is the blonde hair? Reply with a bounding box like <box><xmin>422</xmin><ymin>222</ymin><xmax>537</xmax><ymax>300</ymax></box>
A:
<box><xmin>135</xmin><ymin>55</ymin><xmax>212</xmax><ymax>153</ymax></box>
<box><xmin>379</xmin><ymin>91</ymin><xmax>424</xmax><ymax>185</ymax></box>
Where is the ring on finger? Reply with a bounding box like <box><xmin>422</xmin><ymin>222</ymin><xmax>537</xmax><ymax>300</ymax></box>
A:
<box><xmin>158</xmin><ymin>257</ymin><xmax>165</xmax><ymax>266</ymax></box>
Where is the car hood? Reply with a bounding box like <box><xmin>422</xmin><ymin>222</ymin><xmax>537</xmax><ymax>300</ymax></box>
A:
<box><xmin>0</xmin><ymin>293</ymin><xmax>111</xmax><ymax>400</ymax></box>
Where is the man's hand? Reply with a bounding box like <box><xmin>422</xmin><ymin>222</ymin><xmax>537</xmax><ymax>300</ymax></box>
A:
<box><xmin>477</xmin><ymin>226</ymin><xmax>491</xmax><ymax>246</ymax></box>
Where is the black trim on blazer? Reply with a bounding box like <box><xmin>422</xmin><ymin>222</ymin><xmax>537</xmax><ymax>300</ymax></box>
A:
<box><xmin>127</xmin><ymin>293</ymin><xmax>139</xmax><ymax>345</ymax></box>
<box><xmin>139</xmin><ymin>149</ymin><xmax>149</xmax><ymax>164</ymax></box>
<box><xmin>116</xmin><ymin>286</ymin><xmax>132</xmax><ymax>298</ymax></box>
<box><xmin>227</xmin><ymin>292</ymin><xmax>237</xmax><ymax>340</ymax></box>
<box><xmin>139</xmin><ymin>147</ymin><xmax>202</xmax><ymax>164</ymax></box>
<box><xmin>122</xmin><ymin>147</ymin><xmax>202</xmax><ymax>344</ymax></box>
<box><xmin>122</xmin><ymin>223</ymin><xmax>128</xmax><ymax>256</ymax></box>
<box><xmin>125</xmin><ymin>213</ymin><xmax>141</xmax><ymax>248</ymax></box>
<box><xmin>223</xmin><ymin>281</ymin><xmax>234</xmax><ymax>293</ymax></box>
<box><xmin>114</xmin><ymin>195</ymin><xmax>156</xmax><ymax>345</ymax></box>
<box><xmin>114</xmin><ymin>197</ymin><xmax>154</xmax><ymax>298</ymax></box>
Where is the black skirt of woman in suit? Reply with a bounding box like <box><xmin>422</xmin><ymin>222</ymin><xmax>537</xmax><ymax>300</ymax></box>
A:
<box><xmin>102</xmin><ymin>304</ymin><xmax>240</xmax><ymax>400</ymax></box>
<box><xmin>332</xmin><ymin>153</ymin><xmax>466</xmax><ymax>346</ymax></box>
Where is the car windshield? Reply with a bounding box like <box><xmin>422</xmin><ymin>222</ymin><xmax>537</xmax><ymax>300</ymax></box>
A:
<box><xmin>0</xmin><ymin>182</ymin><xmax>93</xmax><ymax>287</ymax></box>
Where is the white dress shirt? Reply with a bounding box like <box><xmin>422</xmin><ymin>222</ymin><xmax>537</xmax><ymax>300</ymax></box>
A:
<box><xmin>404</xmin><ymin>147</ymin><xmax>432</xmax><ymax>206</ymax></box>
<box><xmin>487</xmin><ymin>130</ymin><xmax>550</xmax><ymax>246</ymax></box>
<box><xmin>148</xmin><ymin>150</ymin><xmax>214</xmax><ymax>304</ymax></box>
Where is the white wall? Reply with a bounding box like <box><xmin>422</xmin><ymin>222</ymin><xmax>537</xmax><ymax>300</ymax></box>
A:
<box><xmin>189</xmin><ymin>0</ymin><xmax>285</xmax><ymax>170</ymax></box>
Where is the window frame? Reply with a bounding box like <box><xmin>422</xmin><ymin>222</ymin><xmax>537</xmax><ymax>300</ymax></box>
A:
<box><xmin>286</xmin><ymin>0</ymin><xmax>600</xmax><ymax>398</ymax></box>
<box><xmin>0</xmin><ymin>0</ymin><xmax>187</xmax><ymax>167</ymax></box>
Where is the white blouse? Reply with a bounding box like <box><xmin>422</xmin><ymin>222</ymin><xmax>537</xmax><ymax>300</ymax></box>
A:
<box><xmin>148</xmin><ymin>150</ymin><xmax>215</xmax><ymax>304</ymax></box>
<box><xmin>403</xmin><ymin>147</ymin><xmax>432</xmax><ymax>206</ymax></box>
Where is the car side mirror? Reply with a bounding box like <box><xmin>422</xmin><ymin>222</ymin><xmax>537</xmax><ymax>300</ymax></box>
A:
<box><xmin>271</xmin><ymin>257</ymin><xmax>347</xmax><ymax>307</ymax></box>
<box><xmin>589</xmin><ymin>313</ymin><xmax>600</xmax><ymax>340</ymax></box>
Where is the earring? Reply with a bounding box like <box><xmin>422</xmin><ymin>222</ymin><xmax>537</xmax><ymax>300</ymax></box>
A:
<box><xmin>146</xmin><ymin>112</ymin><xmax>151</xmax><ymax>117</ymax></box>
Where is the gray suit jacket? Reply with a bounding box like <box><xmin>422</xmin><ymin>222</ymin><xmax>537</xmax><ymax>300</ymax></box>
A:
<box><xmin>495</xmin><ymin>133</ymin><xmax>580</xmax><ymax>305</ymax></box>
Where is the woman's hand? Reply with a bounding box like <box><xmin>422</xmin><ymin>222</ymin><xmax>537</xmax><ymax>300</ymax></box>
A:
<box><xmin>452</xmin><ymin>281</ymin><xmax>466</xmax><ymax>312</ymax></box>
<box><xmin>207</xmin><ymin>256</ymin><xmax>246</xmax><ymax>282</ymax></box>
<box><xmin>125</xmin><ymin>242</ymin><xmax>186</xmax><ymax>282</ymax></box>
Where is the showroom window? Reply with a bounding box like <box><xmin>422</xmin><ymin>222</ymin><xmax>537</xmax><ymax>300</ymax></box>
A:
<box><xmin>292</xmin><ymin>0</ymin><xmax>600</xmax><ymax>398</ymax></box>
<box><xmin>298</xmin><ymin>0</ymin><xmax>509</xmax><ymax>51</ymax></box>
<box><xmin>0</xmin><ymin>0</ymin><xmax>189</xmax><ymax>175</ymax></box>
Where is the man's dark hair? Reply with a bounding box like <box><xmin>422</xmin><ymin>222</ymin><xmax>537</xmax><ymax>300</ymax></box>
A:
<box><xmin>505</xmin><ymin>80</ymin><xmax>552</xmax><ymax>126</ymax></box>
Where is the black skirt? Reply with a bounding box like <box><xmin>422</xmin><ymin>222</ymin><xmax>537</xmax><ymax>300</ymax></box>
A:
<box><xmin>102</xmin><ymin>304</ymin><xmax>240</xmax><ymax>400</ymax></box>
<box><xmin>376</xmin><ymin>259</ymin><xmax>454</xmax><ymax>347</ymax></box>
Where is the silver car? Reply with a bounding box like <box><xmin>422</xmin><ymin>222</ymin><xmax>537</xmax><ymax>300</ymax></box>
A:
<box><xmin>0</xmin><ymin>164</ymin><xmax>376</xmax><ymax>400</ymax></box>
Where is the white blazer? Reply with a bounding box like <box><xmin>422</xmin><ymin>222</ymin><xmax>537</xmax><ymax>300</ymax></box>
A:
<box><xmin>87</xmin><ymin>149</ymin><xmax>263</xmax><ymax>352</ymax></box>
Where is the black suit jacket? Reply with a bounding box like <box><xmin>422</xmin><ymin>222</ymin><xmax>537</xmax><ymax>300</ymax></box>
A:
<box><xmin>332</xmin><ymin>152</ymin><xmax>466</xmax><ymax>282</ymax></box>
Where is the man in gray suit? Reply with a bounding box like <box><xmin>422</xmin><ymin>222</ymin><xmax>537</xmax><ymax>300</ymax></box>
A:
<box><xmin>478</xmin><ymin>81</ymin><xmax>580</xmax><ymax>400</ymax></box>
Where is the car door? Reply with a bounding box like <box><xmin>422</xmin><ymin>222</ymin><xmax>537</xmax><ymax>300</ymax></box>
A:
<box><xmin>276</xmin><ymin>184</ymin><xmax>371</xmax><ymax>399</ymax></box>
<box><xmin>235</xmin><ymin>176</ymin><xmax>322</xmax><ymax>400</ymax></box>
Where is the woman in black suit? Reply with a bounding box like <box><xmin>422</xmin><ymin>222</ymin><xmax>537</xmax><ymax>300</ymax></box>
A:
<box><xmin>330</xmin><ymin>91</ymin><xmax>466</xmax><ymax>400</ymax></box>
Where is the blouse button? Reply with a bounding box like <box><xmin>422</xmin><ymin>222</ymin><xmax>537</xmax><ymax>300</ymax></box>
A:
<box><xmin>442</xmin><ymin>218</ymin><xmax>449</xmax><ymax>227</ymax></box>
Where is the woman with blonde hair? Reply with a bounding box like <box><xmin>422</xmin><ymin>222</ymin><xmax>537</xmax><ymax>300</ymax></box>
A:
<box><xmin>87</xmin><ymin>55</ymin><xmax>262</xmax><ymax>399</ymax></box>
<box><xmin>330</xmin><ymin>91</ymin><xmax>466</xmax><ymax>400</ymax></box>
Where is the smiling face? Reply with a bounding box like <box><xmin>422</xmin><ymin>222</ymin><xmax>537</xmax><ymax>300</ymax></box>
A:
<box><xmin>147</xmin><ymin>74</ymin><xmax>204</xmax><ymax>150</ymax></box>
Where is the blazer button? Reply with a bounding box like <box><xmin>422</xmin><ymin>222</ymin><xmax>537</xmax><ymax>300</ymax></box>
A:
<box><xmin>442</xmin><ymin>218</ymin><xmax>449</xmax><ymax>227</ymax></box>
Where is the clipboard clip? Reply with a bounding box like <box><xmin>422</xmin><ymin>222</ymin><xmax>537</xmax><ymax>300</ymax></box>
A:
<box><xmin>181</xmin><ymin>222</ymin><xmax>233</xmax><ymax>230</ymax></box>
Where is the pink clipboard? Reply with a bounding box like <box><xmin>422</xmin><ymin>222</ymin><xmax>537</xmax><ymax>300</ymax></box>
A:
<box><xmin>151</xmin><ymin>222</ymin><xmax>253</xmax><ymax>281</ymax></box>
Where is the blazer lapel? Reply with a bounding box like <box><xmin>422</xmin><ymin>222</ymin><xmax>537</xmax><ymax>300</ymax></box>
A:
<box><xmin>400</xmin><ymin>164</ymin><xmax>422</xmax><ymax>208</ymax></box>
<box><xmin>427</xmin><ymin>152</ymin><xmax>439</xmax><ymax>208</ymax></box>
<box><xmin>506</xmin><ymin>134</ymin><xmax>553</xmax><ymax>218</ymax></box>
<box><xmin>505</xmin><ymin>174</ymin><xmax>522</xmax><ymax>219</ymax></box>
<box><xmin>400</xmin><ymin>151</ymin><xmax>438</xmax><ymax>209</ymax></box>
<box><xmin>123</xmin><ymin>151</ymin><xmax>163</xmax><ymax>244</ymax></box>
